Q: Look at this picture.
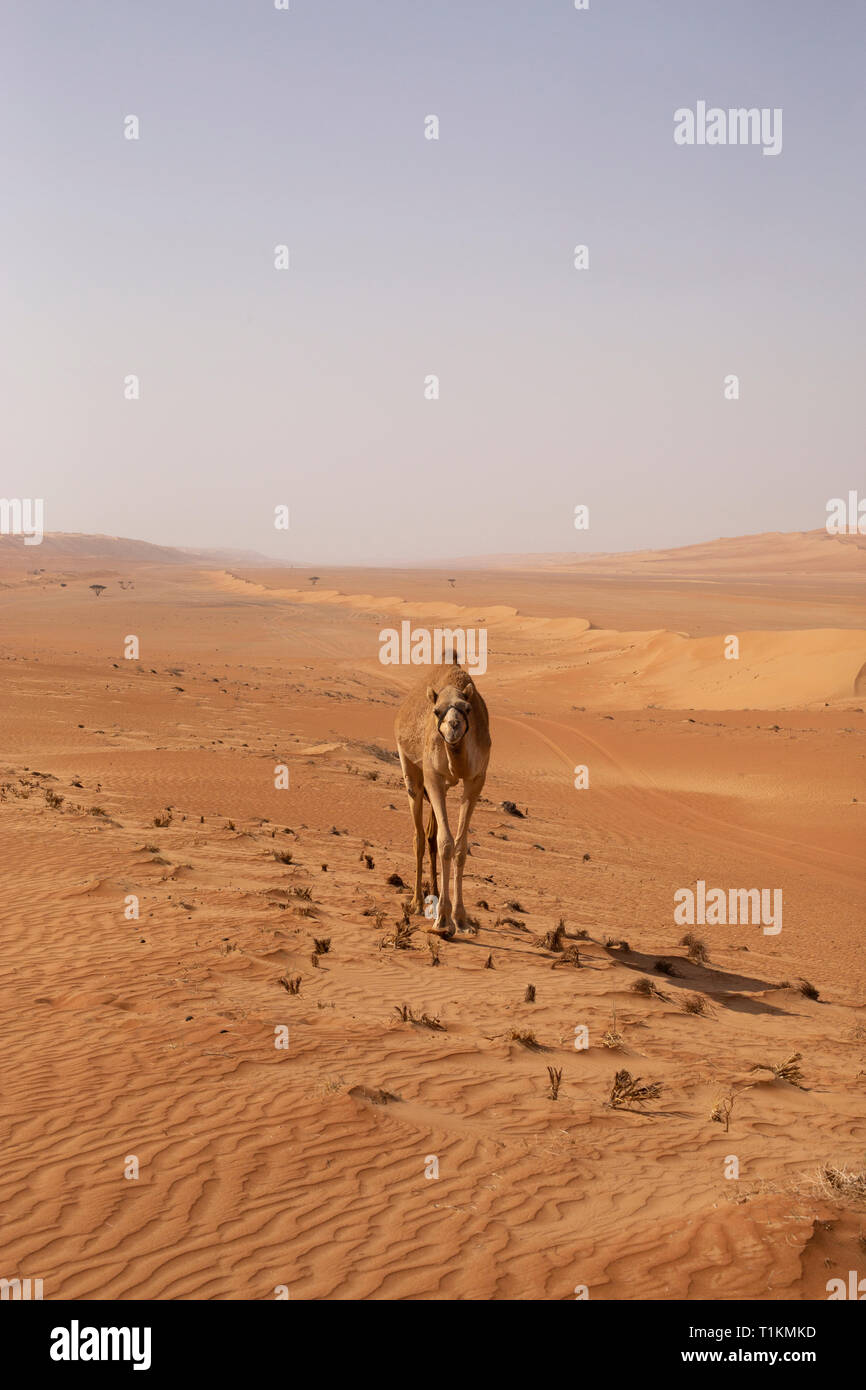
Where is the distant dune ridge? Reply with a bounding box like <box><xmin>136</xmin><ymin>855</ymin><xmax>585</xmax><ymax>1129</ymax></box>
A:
<box><xmin>451</xmin><ymin>529</ymin><xmax>866</xmax><ymax>576</ymax></box>
<box><xmin>1</xmin><ymin>526</ymin><xmax>865</xmax><ymax>576</ymax></box>
<box><xmin>0</xmin><ymin>532</ymin><xmax>275</xmax><ymax>570</ymax></box>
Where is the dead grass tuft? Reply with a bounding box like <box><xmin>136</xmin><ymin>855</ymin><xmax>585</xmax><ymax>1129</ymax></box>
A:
<box><xmin>607</xmin><ymin>1069</ymin><xmax>663</xmax><ymax>1109</ymax></box>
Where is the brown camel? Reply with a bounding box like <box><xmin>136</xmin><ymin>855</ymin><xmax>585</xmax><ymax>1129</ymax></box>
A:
<box><xmin>394</xmin><ymin>654</ymin><xmax>491</xmax><ymax>936</ymax></box>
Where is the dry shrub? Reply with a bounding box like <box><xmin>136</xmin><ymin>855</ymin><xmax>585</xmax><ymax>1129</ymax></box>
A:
<box><xmin>601</xmin><ymin>1011</ymin><xmax>623</xmax><ymax>1049</ymax></box>
<box><xmin>510</xmin><ymin>1028</ymin><xmax>540</xmax><ymax>1049</ymax></box>
<box><xmin>682</xmin><ymin>993</ymin><xmax>711</xmax><ymax>1015</ymax></box>
<box><xmin>709</xmin><ymin>1092</ymin><xmax>734</xmax><ymax>1131</ymax></box>
<box><xmin>631</xmin><ymin>977</ymin><xmax>668</xmax><ymax>1000</ymax></box>
<box><xmin>814</xmin><ymin>1164</ymin><xmax>866</xmax><ymax>1206</ymax></box>
<box><xmin>654</xmin><ymin>959</ymin><xmax>678</xmax><ymax>976</ymax></box>
<box><xmin>524</xmin><ymin>984</ymin><xmax>536</xmax><ymax>1003</ymax></box>
<box><xmin>539</xmin><ymin>921</ymin><xmax>566</xmax><ymax>952</ymax></box>
<box><xmin>607</xmin><ymin>1069</ymin><xmax>663</xmax><ymax>1109</ymax></box>
<box><xmin>680</xmin><ymin>932</ymin><xmax>710</xmax><ymax>963</ymax></box>
<box><xmin>394</xmin><ymin>1004</ymin><xmax>445</xmax><ymax>1031</ymax></box>
<box><xmin>749</xmin><ymin>1051</ymin><xmax>804</xmax><ymax>1087</ymax></box>
<box><xmin>381</xmin><ymin>922</ymin><xmax>416</xmax><ymax>950</ymax></box>
<box><xmin>547</xmin><ymin>1066</ymin><xmax>562</xmax><ymax>1100</ymax></box>
<box><xmin>312</xmin><ymin>937</ymin><xmax>331</xmax><ymax>955</ymax></box>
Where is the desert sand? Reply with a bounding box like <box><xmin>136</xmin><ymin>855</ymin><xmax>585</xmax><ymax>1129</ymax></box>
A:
<box><xmin>1</xmin><ymin>531</ymin><xmax>864</xmax><ymax>1300</ymax></box>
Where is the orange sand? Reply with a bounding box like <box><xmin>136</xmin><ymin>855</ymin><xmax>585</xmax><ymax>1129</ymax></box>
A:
<box><xmin>1</xmin><ymin>531</ymin><xmax>864</xmax><ymax>1299</ymax></box>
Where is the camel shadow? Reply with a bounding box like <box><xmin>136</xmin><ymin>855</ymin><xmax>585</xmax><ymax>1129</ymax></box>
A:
<box><xmin>601</xmin><ymin>946</ymin><xmax>796</xmax><ymax>1016</ymax></box>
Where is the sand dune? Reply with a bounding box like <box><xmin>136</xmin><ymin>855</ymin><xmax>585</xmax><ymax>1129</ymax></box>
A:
<box><xmin>457</xmin><ymin>528</ymin><xmax>866</xmax><ymax>578</ymax></box>
<box><xmin>0</xmin><ymin>537</ymin><xmax>864</xmax><ymax>1301</ymax></box>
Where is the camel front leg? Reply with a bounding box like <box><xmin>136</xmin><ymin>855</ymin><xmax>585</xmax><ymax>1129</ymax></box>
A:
<box><xmin>424</xmin><ymin>772</ymin><xmax>455</xmax><ymax>936</ymax></box>
<box><xmin>452</xmin><ymin>776</ymin><xmax>484</xmax><ymax>929</ymax></box>
<box><xmin>400</xmin><ymin>753</ymin><xmax>426</xmax><ymax>913</ymax></box>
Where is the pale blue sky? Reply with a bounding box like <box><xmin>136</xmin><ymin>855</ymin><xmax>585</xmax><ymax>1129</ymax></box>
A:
<box><xmin>1</xmin><ymin>0</ymin><xmax>863</xmax><ymax>562</ymax></box>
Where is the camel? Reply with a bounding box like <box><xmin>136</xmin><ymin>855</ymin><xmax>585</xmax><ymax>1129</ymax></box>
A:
<box><xmin>394</xmin><ymin>654</ymin><xmax>491</xmax><ymax>937</ymax></box>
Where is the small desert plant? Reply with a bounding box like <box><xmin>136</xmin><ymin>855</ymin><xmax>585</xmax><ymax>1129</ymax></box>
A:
<box><xmin>654</xmin><ymin>959</ymin><xmax>678</xmax><ymax>976</ymax></box>
<box><xmin>363</xmin><ymin>854</ymin><xmax>374</xmax><ymax>869</ymax></box>
<box><xmin>44</xmin><ymin>788</ymin><xmax>64</xmax><ymax>809</ymax></box>
<box><xmin>89</xmin><ymin>806</ymin><xmax>108</xmax><ymax>817</ymax></box>
<box><xmin>553</xmin><ymin>946</ymin><xmax>581</xmax><ymax>968</ymax></box>
<box><xmin>524</xmin><ymin>984</ymin><xmax>536</xmax><ymax>1003</ymax></box>
<box><xmin>605</xmin><ymin>936</ymin><xmax>631</xmax><ymax>953</ymax></box>
<box><xmin>292</xmin><ymin>885</ymin><xmax>313</xmax><ymax>901</ymax></box>
<box><xmin>682</xmin><ymin>993</ymin><xmax>710</xmax><ymax>1015</ymax></box>
<box><xmin>510</xmin><ymin>1028</ymin><xmax>540</xmax><ymax>1049</ymax></box>
<box><xmin>601</xmin><ymin>1011</ymin><xmax>624</xmax><ymax>1050</ymax></box>
<box><xmin>815</xmin><ymin>1164</ymin><xmax>866</xmax><ymax>1205</ymax></box>
<box><xmin>680</xmin><ymin>932</ymin><xmax>709</xmax><ymax>963</ymax></box>
<box><xmin>631</xmin><ymin>977</ymin><xmax>668</xmax><ymax>1000</ymax></box>
<box><xmin>799</xmin><ymin>978</ymin><xmax>820</xmax><ymax>1000</ymax></box>
<box><xmin>274</xmin><ymin>850</ymin><xmax>293</xmax><ymax>864</ymax></box>
<box><xmin>539</xmin><ymin>921</ymin><xmax>566</xmax><ymax>952</ymax></box>
<box><xmin>484</xmin><ymin>953</ymin><xmax>494</xmax><ymax>969</ymax></box>
<box><xmin>607</xmin><ymin>1069</ymin><xmax>663</xmax><ymax>1109</ymax></box>
<box><xmin>709</xmin><ymin>1092</ymin><xmax>735</xmax><ymax>1132</ymax></box>
<box><xmin>749</xmin><ymin>1051</ymin><xmax>804</xmax><ymax>1086</ymax></box>
<box><xmin>547</xmin><ymin>1066</ymin><xmax>563</xmax><ymax>1100</ymax></box>
<box><xmin>394</xmin><ymin>1004</ymin><xmax>445</xmax><ymax>1030</ymax></box>
<box><xmin>312</xmin><ymin>937</ymin><xmax>331</xmax><ymax>955</ymax></box>
<box><xmin>278</xmin><ymin>975</ymin><xmax>301</xmax><ymax>995</ymax></box>
<box><xmin>381</xmin><ymin>922</ymin><xmax>416</xmax><ymax>950</ymax></box>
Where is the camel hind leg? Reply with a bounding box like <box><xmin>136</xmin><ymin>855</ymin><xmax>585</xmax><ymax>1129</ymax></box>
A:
<box><xmin>425</xmin><ymin>802</ymin><xmax>438</xmax><ymax>900</ymax></box>
<box><xmin>398</xmin><ymin>749</ymin><xmax>426</xmax><ymax>914</ymax></box>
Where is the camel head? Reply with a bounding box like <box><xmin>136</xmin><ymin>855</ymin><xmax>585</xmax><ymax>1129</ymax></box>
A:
<box><xmin>427</xmin><ymin>682</ymin><xmax>475</xmax><ymax>747</ymax></box>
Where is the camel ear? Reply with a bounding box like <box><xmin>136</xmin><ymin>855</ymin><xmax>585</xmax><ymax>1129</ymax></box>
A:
<box><xmin>463</xmin><ymin>682</ymin><xmax>475</xmax><ymax>701</ymax></box>
<box><xmin>426</xmin><ymin>686</ymin><xmax>437</xmax><ymax>704</ymax></box>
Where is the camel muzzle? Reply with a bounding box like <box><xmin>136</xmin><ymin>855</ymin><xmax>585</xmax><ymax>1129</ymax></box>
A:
<box><xmin>437</xmin><ymin>707</ymin><xmax>469</xmax><ymax>745</ymax></box>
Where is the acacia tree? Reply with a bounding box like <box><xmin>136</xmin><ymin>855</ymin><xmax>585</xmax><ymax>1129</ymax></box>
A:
<box><xmin>89</xmin><ymin>584</ymin><xmax>106</xmax><ymax>598</ymax></box>
<box><xmin>308</xmin><ymin>576</ymin><xmax>320</xmax><ymax>587</ymax></box>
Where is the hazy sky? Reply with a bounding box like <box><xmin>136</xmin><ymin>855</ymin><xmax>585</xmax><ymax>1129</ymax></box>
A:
<box><xmin>2</xmin><ymin>1</ymin><xmax>863</xmax><ymax>563</ymax></box>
